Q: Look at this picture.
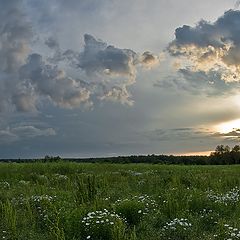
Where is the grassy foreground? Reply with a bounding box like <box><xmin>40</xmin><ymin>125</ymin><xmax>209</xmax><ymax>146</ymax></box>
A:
<box><xmin>1</xmin><ymin>162</ymin><xmax>240</xmax><ymax>239</ymax></box>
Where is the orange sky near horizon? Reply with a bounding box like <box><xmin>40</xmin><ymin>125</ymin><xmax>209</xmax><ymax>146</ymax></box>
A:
<box><xmin>176</xmin><ymin>150</ymin><xmax>212</xmax><ymax>156</ymax></box>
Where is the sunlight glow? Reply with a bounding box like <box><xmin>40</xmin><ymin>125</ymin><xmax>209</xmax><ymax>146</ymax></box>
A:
<box><xmin>216</xmin><ymin>119</ymin><xmax>240</xmax><ymax>134</ymax></box>
<box><xmin>180</xmin><ymin>150</ymin><xmax>212</xmax><ymax>156</ymax></box>
<box><xmin>233</xmin><ymin>95</ymin><xmax>240</xmax><ymax>107</ymax></box>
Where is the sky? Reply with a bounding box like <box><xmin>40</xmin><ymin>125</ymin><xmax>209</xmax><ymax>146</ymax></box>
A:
<box><xmin>1</xmin><ymin>0</ymin><xmax>240</xmax><ymax>158</ymax></box>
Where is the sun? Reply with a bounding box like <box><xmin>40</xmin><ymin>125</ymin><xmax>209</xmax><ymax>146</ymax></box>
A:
<box><xmin>216</xmin><ymin>119</ymin><xmax>240</xmax><ymax>134</ymax></box>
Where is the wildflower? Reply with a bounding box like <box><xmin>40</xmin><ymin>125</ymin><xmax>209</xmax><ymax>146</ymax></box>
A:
<box><xmin>81</xmin><ymin>209</ymin><xmax>126</xmax><ymax>240</ymax></box>
<box><xmin>207</xmin><ymin>187</ymin><xmax>240</xmax><ymax>205</ymax></box>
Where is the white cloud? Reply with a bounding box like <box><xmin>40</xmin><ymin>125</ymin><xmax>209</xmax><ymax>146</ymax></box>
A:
<box><xmin>168</xmin><ymin>10</ymin><xmax>240</xmax><ymax>83</ymax></box>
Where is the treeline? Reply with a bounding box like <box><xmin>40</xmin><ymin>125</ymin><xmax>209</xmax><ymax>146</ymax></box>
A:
<box><xmin>0</xmin><ymin>145</ymin><xmax>239</xmax><ymax>165</ymax></box>
<box><xmin>0</xmin><ymin>155</ymin><xmax>209</xmax><ymax>164</ymax></box>
<box><xmin>209</xmin><ymin>145</ymin><xmax>240</xmax><ymax>165</ymax></box>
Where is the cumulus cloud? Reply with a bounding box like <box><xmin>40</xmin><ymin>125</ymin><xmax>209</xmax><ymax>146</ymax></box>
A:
<box><xmin>168</xmin><ymin>10</ymin><xmax>240</xmax><ymax>83</ymax></box>
<box><xmin>0</xmin><ymin>0</ymin><xmax>32</xmax><ymax>73</ymax></box>
<box><xmin>0</xmin><ymin>0</ymin><xmax>160</xmax><ymax>112</ymax></box>
<box><xmin>140</xmin><ymin>51</ymin><xmax>160</xmax><ymax>69</ymax></box>
<box><xmin>79</xmin><ymin>34</ymin><xmax>137</xmax><ymax>83</ymax></box>
<box><xmin>46</xmin><ymin>34</ymin><xmax>160</xmax><ymax>106</ymax></box>
<box><xmin>20</xmin><ymin>54</ymin><xmax>91</xmax><ymax>109</ymax></box>
<box><xmin>99</xmin><ymin>85</ymin><xmax>134</xmax><ymax>106</ymax></box>
<box><xmin>0</xmin><ymin>0</ymin><xmax>33</xmax><ymax>112</ymax></box>
<box><xmin>79</xmin><ymin>34</ymin><xmax>159</xmax><ymax>80</ymax></box>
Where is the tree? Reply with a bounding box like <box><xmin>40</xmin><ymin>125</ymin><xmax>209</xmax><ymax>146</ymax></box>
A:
<box><xmin>210</xmin><ymin>145</ymin><xmax>231</xmax><ymax>164</ymax></box>
<box><xmin>231</xmin><ymin>145</ymin><xmax>240</xmax><ymax>164</ymax></box>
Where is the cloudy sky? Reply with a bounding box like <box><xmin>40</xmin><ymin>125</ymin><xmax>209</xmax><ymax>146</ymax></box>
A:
<box><xmin>1</xmin><ymin>0</ymin><xmax>240</xmax><ymax>158</ymax></box>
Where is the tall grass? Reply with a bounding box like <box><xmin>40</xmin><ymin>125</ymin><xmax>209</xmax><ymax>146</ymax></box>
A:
<box><xmin>1</xmin><ymin>163</ymin><xmax>240</xmax><ymax>239</ymax></box>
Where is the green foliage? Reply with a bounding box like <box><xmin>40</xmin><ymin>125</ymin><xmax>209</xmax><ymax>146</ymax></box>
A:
<box><xmin>210</xmin><ymin>145</ymin><xmax>240</xmax><ymax>164</ymax></box>
<box><xmin>115</xmin><ymin>199</ymin><xmax>145</xmax><ymax>226</ymax></box>
<box><xmin>1</xmin><ymin>200</ymin><xmax>17</xmax><ymax>239</ymax></box>
<box><xmin>2</xmin><ymin>162</ymin><xmax>240</xmax><ymax>239</ymax></box>
<box><xmin>160</xmin><ymin>218</ymin><xmax>194</xmax><ymax>240</ymax></box>
<box><xmin>80</xmin><ymin>209</ymin><xmax>127</xmax><ymax>240</ymax></box>
<box><xmin>75</xmin><ymin>175</ymin><xmax>98</xmax><ymax>204</ymax></box>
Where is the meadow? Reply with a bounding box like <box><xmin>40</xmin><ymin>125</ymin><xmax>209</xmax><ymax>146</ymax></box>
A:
<box><xmin>1</xmin><ymin>162</ymin><xmax>240</xmax><ymax>239</ymax></box>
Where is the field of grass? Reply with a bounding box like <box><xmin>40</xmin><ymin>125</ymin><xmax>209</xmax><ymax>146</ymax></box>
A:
<box><xmin>1</xmin><ymin>162</ymin><xmax>240</xmax><ymax>239</ymax></box>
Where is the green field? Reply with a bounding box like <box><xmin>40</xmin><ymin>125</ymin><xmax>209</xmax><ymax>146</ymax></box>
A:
<box><xmin>1</xmin><ymin>162</ymin><xmax>240</xmax><ymax>239</ymax></box>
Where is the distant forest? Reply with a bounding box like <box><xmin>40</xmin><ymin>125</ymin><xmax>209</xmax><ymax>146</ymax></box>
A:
<box><xmin>1</xmin><ymin>145</ymin><xmax>240</xmax><ymax>165</ymax></box>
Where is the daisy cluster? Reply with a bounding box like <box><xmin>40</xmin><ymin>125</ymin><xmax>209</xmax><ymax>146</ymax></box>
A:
<box><xmin>0</xmin><ymin>181</ymin><xmax>10</xmax><ymax>189</ymax></box>
<box><xmin>81</xmin><ymin>209</ymin><xmax>126</xmax><ymax>239</ymax></box>
<box><xmin>207</xmin><ymin>187</ymin><xmax>240</xmax><ymax>205</ymax></box>
<box><xmin>224</xmin><ymin>224</ymin><xmax>240</xmax><ymax>239</ymax></box>
<box><xmin>213</xmin><ymin>224</ymin><xmax>240</xmax><ymax>239</ymax></box>
<box><xmin>37</xmin><ymin>175</ymin><xmax>48</xmax><ymax>181</ymax></box>
<box><xmin>30</xmin><ymin>194</ymin><xmax>56</xmax><ymax>203</ymax></box>
<box><xmin>162</xmin><ymin>218</ymin><xmax>192</xmax><ymax>231</ymax></box>
<box><xmin>53</xmin><ymin>173</ymin><xmax>68</xmax><ymax>181</ymax></box>
<box><xmin>198</xmin><ymin>208</ymin><xmax>219</xmax><ymax>219</ymax></box>
<box><xmin>82</xmin><ymin>209</ymin><xmax>125</xmax><ymax>226</ymax></box>
<box><xmin>127</xmin><ymin>170</ymin><xmax>143</xmax><ymax>176</ymax></box>
<box><xmin>30</xmin><ymin>195</ymin><xmax>57</xmax><ymax>223</ymax></box>
<box><xmin>18</xmin><ymin>180</ymin><xmax>30</xmax><ymax>185</ymax></box>
<box><xmin>1</xmin><ymin>230</ymin><xmax>7</xmax><ymax>239</ymax></box>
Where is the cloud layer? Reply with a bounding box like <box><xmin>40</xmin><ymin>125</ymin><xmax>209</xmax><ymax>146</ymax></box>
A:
<box><xmin>0</xmin><ymin>125</ymin><xmax>56</xmax><ymax>144</ymax></box>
